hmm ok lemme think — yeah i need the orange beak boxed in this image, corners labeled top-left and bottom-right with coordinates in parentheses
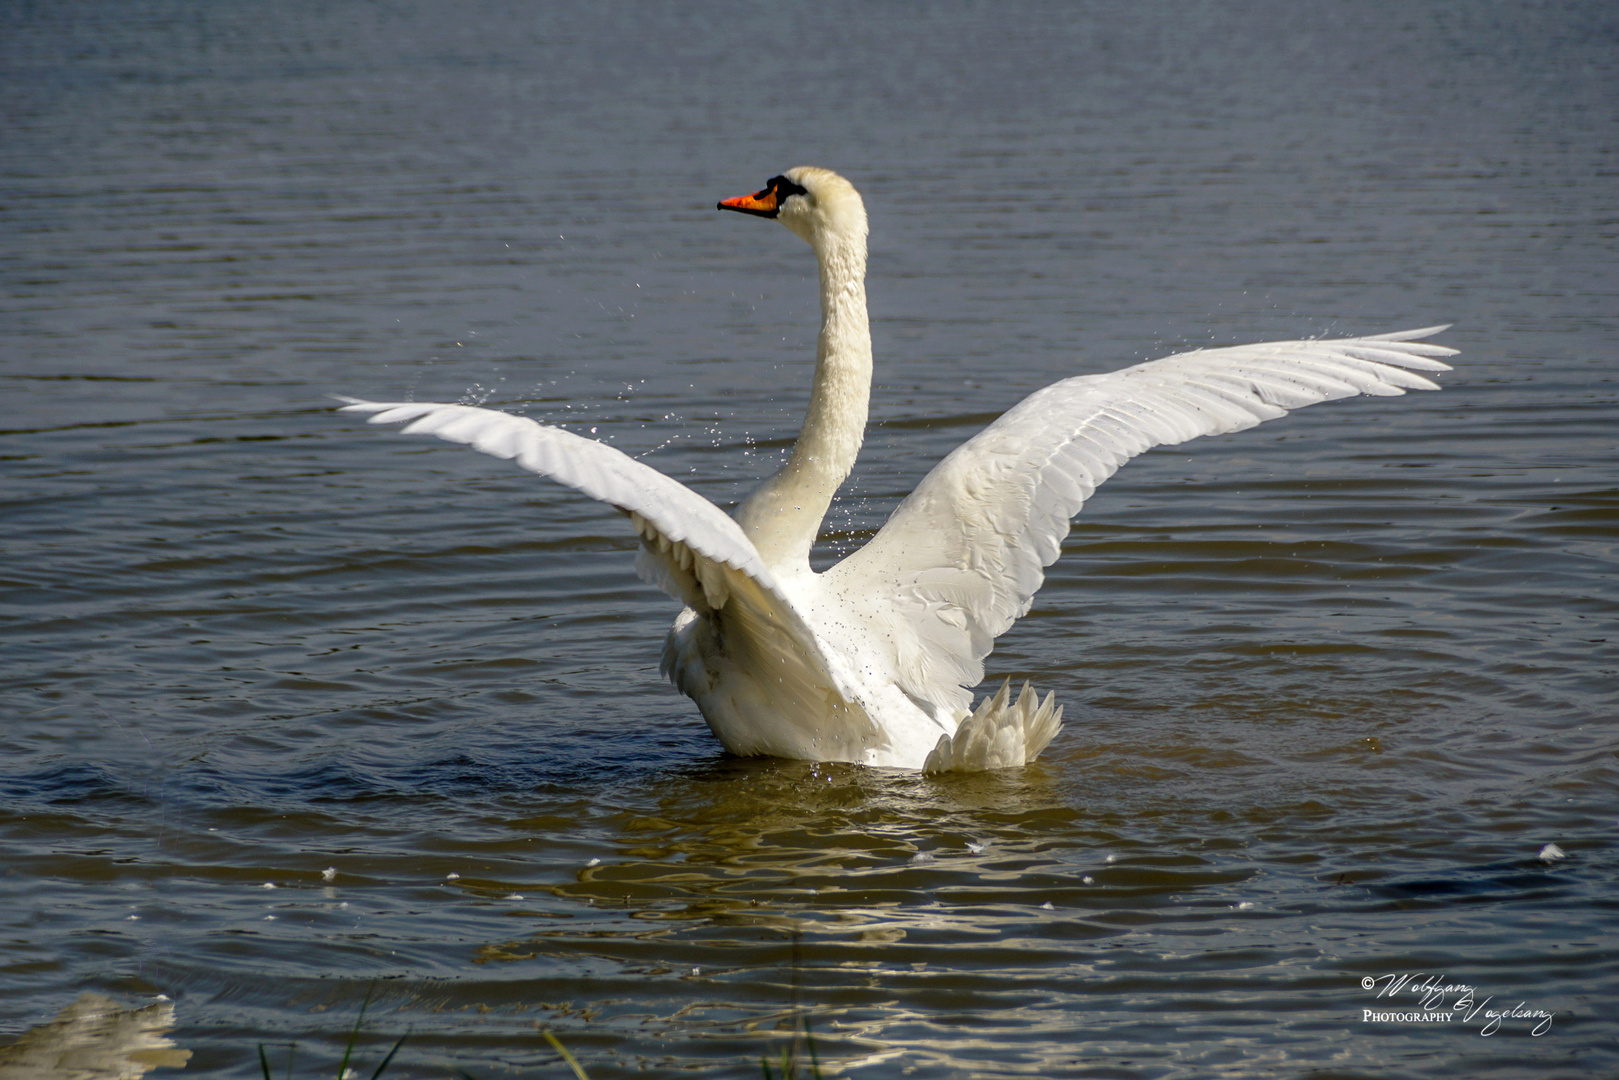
top-left (718, 182), bottom-right (781, 218)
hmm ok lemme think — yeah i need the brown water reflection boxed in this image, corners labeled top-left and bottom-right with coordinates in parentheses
top-left (453, 760), bottom-right (1291, 1073)
top-left (0, 995), bottom-right (189, 1080)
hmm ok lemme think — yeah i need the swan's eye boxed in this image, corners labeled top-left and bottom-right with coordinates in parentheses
top-left (770, 176), bottom-right (809, 204)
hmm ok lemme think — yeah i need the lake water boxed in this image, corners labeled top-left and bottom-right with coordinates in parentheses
top-left (2, 2), bottom-right (1615, 1077)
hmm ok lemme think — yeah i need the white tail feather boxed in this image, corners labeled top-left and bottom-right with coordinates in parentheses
top-left (923, 679), bottom-right (1064, 773)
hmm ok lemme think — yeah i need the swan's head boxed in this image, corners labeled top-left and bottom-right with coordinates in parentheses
top-left (718, 166), bottom-right (867, 249)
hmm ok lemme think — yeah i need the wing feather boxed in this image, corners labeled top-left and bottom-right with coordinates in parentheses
top-left (826, 327), bottom-right (1456, 719)
top-left (337, 399), bottom-right (863, 707)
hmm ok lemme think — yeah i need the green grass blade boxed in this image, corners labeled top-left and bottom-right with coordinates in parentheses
top-left (805, 1019), bottom-right (821, 1079)
top-left (542, 1031), bottom-right (590, 1080)
top-left (257, 1044), bottom-right (272, 1080)
top-left (367, 1030), bottom-right (408, 1079)
top-left (337, 984), bottom-right (376, 1080)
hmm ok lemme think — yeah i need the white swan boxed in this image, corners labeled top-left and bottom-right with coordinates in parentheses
top-left (340, 166), bottom-right (1455, 772)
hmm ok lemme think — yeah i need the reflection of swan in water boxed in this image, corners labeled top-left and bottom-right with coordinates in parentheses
top-left (341, 167), bottom-right (1454, 771)
top-left (0, 993), bottom-right (190, 1079)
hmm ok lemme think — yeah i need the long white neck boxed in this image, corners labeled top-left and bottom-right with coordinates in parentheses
top-left (734, 229), bottom-right (871, 573)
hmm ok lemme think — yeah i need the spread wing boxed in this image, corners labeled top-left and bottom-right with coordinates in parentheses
top-left (337, 399), bottom-right (865, 709)
top-left (824, 327), bottom-right (1457, 719)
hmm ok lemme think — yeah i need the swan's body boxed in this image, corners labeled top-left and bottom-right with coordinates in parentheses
top-left (341, 166), bottom-right (1455, 771)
